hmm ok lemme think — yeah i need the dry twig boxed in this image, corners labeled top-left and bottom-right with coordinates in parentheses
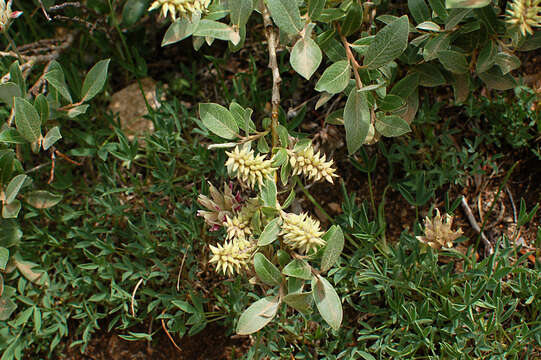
top-left (461, 197), bottom-right (494, 256)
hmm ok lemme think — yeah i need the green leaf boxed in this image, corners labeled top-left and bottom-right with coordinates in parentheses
top-left (0, 82), bottom-right (21, 108)
top-left (0, 293), bottom-right (17, 321)
top-left (162, 17), bottom-right (201, 46)
top-left (282, 259), bottom-right (312, 280)
top-left (290, 37), bottom-right (322, 80)
top-left (14, 257), bottom-right (45, 285)
top-left (5, 174), bottom-right (28, 204)
top-left (478, 67), bottom-right (516, 90)
top-left (422, 33), bottom-right (451, 61)
top-left (438, 50), bottom-right (469, 74)
top-left (193, 19), bottom-right (240, 45)
top-left (341, 2), bottom-right (362, 36)
top-left (363, 15), bottom-right (409, 69)
top-left (81, 59), bottom-right (110, 102)
top-left (283, 292), bottom-right (312, 313)
top-left (229, 102), bottom-right (256, 133)
top-left (416, 63), bottom-right (446, 87)
top-left (315, 60), bottom-right (350, 94)
top-left (122, 0), bottom-right (149, 27)
top-left (391, 73), bottom-right (420, 99)
top-left (445, 0), bottom-right (490, 9)
top-left (271, 148), bottom-right (288, 167)
top-left (258, 217), bottom-right (281, 246)
top-left (44, 68), bottom-right (73, 103)
top-left (494, 52), bottom-right (521, 75)
top-left (229, 0), bottom-right (253, 27)
top-left (0, 247), bottom-right (9, 270)
top-left (476, 40), bottom-right (497, 73)
top-left (42, 126), bottom-right (62, 150)
top-left (312, 275), bottom-right (342, 331)
top-left (0, 129), bottom-right (26, 144)
top-left (0, 220), bottom-right (22, 248)
top-left (2, 200), bottom-right (21, 219)
top-left (10, 61), bottom-right (25, 95)
top-left (416, 21), bottom-right (441, 31)
top-left (321, 226), bottom-right (344, 272)
top-left (451, 73), bottom-right (470, 103)
top-left (199, 103), bottom-right (239, 139)
top-left (375, 114), bottom-right (411, 137)
top-left (377, 94), bottom-right (405, 111)
top-left (408, 0), bottom-right (431, 24)
top-left (444, 8), bottom-right (472, 30)
top-left (34, 94), bottom-right (49, 124)
top-left (254, 253), bottom-right (282, 286)
top-left (266, 0), bottom-right (303, 35)
top-left (261, 178), bottom-right (277, 207)
top-left (14, 98), bottom-right (41, 143)
top-left (344, 89), bottom-right (370, 155)
top-left (67, 104), bottom-right (89, 118)
top-left (236, 296), bottom-right (279, 335)
top-left (25, 190), bottom-right (62, 209)
top-left (308, 0), bottom-right (325, 20)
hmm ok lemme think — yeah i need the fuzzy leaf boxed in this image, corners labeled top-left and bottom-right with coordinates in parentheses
top-left (344, 90), bottom-right (370, 155)
top-left (258, 217), bottom-right (281, 246)
top-left (321, 226), bottom-right (344, 272)
top-left (254, 253), bottom-right (282, 286)
top-left (42, 127), bottom-right (62, 150)
top-left (236, 296), bottom-right (279, 335)
top-left (266, 0), bottom-right (303, 35)
top-left (14, 98), bottom-right (41, 143)
top-left (0, 82), bottom-right (21, 108)
top-left (283, 259), bottom-right (312, 280)
top-left (375, 114), bottom-right (412, 137)
top-left (199, 103), bottom-right (239, 139)
top-left (162, 17), bottom-right (200, 46)
top-left (363, 16), bottom-right (409, 69)
top-left (193, 19), bottom-right (240, 45)
top-left (283, 292), bottom-right (312, 313)
top-left (290, 37), bottom-right (322, 80)
top-left (25, 190), bottom-right (62, 209)
top-left (315, 60), bottom-right (350, 94)
top-left (81, 59), bottom-right (110, 102)
top-left (312, 275), bottom-right (342, 330)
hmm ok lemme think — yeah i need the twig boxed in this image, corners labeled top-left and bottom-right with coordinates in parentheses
top-left (55, 149), bottom-right (82, 166)
top-left (130, 278), bottom-right (144, 316)
top-left (48, 151), bottom-right (56, 184)
top-left (262, 5), bottom-right (281, 148)
top-left (461, 197), bottom-right (494, 256)
top-left (38, 0), bottom-right (52, 21)
top-left (338, 24), bottom-right (363, 90)
top-left (176, 245), bottom-right (191, 291)
top-left (161, 311), bottom-right (182, 352)
top-left (505, 185), bottom-right (517, 223)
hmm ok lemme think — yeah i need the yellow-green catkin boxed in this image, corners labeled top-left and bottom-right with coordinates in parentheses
top-left (148, 0), bottom-right (210, 21)
top-left (506, 0), bottom-right (541, 36)
top-left (208, 241), bottom-right (251, 276)
top-left (289, 145), bottom-right (338, 184)
top-left (280, 212), bottom-right (326, 254)
top-left (225, 145), bottom-right (274, 189)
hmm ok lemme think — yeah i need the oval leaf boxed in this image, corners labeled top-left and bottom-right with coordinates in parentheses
top-left (363, 15), bottom-right (409, 69)
top-left (199, 103), bottom-right (239, 139)
top-left (81, 59), bottom-right (110, 102)
top-left (290, 37), bottom-right (322, 80)
top-left (312, 275), bottom-right (342, 331)
top-left (44, 68), bottom-right (72, 103)
top-left (5, 174), bottom-right (28, 204)
top-left (375, 114), bottom-right (412, 137)
top-left (344, 89), bottom-right (370, 154)
top-left (14, 98), bottom-right (41, 143)
top-left (283, 292), bottom-right (313, 314)
top-left (0, 82), bottom-right (21, 108)
top-left (236, 296), bottom-right (279, 335)
top-left (193, 19), bottom-right (240, 45)
top-left (266, 0), bottom-right (303, 35)
top-left (253, 253), bottom-right (282, 286)
top-left (282, 259), bottom-right (312, 280)
top-left (42, 127), bottom-right (62, 151)
top-left (25, 190), bottom-right (62, 209)
top-left (258, 217), bottom-right (281, 246)
top-left (321, 226), bottom-right (344, 272)
top-left (315, 60), bottom-right (350, 94)
top-left (162, 17), bottom-right (201, 46)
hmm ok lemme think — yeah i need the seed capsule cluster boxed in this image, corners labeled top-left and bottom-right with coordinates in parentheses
top-left (225, 146), bottom-right (275, 189)
top-left (506, 0), bottom-right (541, 36)
top-left (417, 209), bottom-right (463, 250)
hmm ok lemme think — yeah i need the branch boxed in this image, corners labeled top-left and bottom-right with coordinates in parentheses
top-left (262, 6), bottom-right (281, 148)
